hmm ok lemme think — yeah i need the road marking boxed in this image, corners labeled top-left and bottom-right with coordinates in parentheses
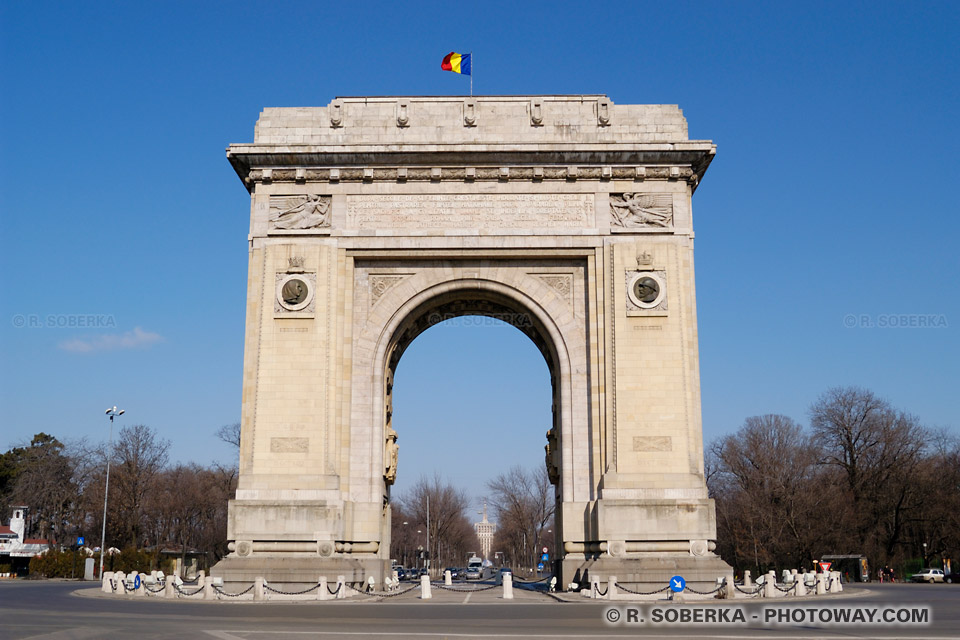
top-left (462, 592), bottom-right (471, 604)
top-left (203, 633), bottom-right (936, 639)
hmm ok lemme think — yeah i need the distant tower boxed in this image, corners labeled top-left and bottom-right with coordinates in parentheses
top-left (473, 501), bottom-right (496, 560)
top-left (10, 506), bottom-right (27, 543)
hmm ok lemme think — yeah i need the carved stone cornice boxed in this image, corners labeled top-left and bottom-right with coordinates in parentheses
top-left (241, 165), bottom-right (700, 189)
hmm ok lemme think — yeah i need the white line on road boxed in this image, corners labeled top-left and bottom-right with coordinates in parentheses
top-left (462, 592), bottom-right (472, 604)
top-left (204, 632), bottom-right (935, 639)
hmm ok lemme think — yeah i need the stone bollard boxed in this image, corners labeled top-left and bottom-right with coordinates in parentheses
top-left (254, 577), bottom-right (265, 601)
top-left (590, 575), bottom-right (600, 598)
top-left (794, 573), bottom-right (806, 597)
top-left (743, 570), bottom-right (752, 587)
top-left (502, 572), bottom-right (513, 600)
top-left (420, 574), bottom-right (432, 599)
top-left (336, 575), bottom-right (346, 599)
top-left (716, 577), bottom-right (729, 599)
top-left (102, 571), bottom-right (114, 594)
top-left (164, 575), bottom-right (175, 599)
top-left (116, 571), bottom-right (128, 595)
top-left (763, 571), bottom-right (777, 598)
top-left (608, 576), bottom-right (618, 600)
top-left (319, 576), bottom-right (328, 600)
top-left (816, 573), bottom-right (827, 595)
top-left (444, 570), bottom-right (452, 586)
top-left (830, 571), bottom-right (842, 593)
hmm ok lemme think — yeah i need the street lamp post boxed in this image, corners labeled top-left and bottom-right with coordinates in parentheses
top-left (99, 406), bottom-right (124, 579)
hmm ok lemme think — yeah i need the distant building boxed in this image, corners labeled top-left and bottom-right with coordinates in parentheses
top-left (474, 502), bottom-right (496, 560)
top-left (0, 507), bottom-right (50, 575)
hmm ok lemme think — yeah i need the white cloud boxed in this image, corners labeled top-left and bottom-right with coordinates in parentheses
top-left (59, 327), bottom-right (163, 353)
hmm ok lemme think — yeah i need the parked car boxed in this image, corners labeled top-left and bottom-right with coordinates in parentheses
top-left (910, 568), bottom-right (945, 583)
top-left (494, 567), bottom-right (513, 585)
top-left (465, 566), bottom-right (483, 580)
top-left (443, 567), bottom-right (460, 579)
top-left (395, 567), bottom-right (408, 581)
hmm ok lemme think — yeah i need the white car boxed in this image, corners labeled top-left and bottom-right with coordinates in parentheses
top-left (910, 568), bottom-right (945, 583)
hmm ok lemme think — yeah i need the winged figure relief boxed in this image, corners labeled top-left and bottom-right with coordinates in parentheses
top-left (610, 193), bottom-right (673, 228)
top-left (270, 195), bottom-right (331, 230)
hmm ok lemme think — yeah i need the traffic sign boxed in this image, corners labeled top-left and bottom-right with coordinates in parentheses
top-left (537, 563), bottom-right (545, 571)
top-left (669, 575), bottom-right (685, 592)
top-left (542, 546), bottom-right (548, 554)
top-left (820, 561), bottom-right (832, 572)
top-left (77, 537), bottom-right (84, 545)
top-left (541, 553), bottom-right (549, 562)
top-left (133, 574), bottom-right (141, 589)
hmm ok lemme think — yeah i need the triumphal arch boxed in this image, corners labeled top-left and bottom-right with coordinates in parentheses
top-left (213, 95), bottom-right (731, 589)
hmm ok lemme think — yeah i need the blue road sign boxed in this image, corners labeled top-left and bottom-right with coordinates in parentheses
top-left (537, 563), bottom-right (545, 571)
top-left (541, 553), bottom-right (549, 562)
top-left (133, 574), bottom-right (141, 589)
top-left (669, 575), bottom-right (685, 592)
top-left (77, 537), bottom-right (84, 545)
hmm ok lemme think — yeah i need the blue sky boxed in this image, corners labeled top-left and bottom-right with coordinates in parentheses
top-left (1, 1), bottom-right (956, 504)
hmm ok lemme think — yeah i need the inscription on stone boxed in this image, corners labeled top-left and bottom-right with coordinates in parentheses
top-left (633, 436), bottom-right (672, 452)
top-left (271, 437), bottom-right (309, 453)
top-left (346, 194), bottom-right (593, 229)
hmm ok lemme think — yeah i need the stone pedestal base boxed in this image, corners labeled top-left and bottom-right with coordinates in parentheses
top-left (561, 554), bottom-right (732, 593)
top-left (211, 555), bottom-right (389, 591)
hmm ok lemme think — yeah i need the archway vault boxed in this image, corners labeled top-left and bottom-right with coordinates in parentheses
top-left (350, 263), bottom-right (593, 511)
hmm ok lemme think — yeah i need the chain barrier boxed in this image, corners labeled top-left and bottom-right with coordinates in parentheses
top-left (263, 582), bottom-right (324, 596)
top-left (174, 583), bottom-right (204, 597)
top-left (360, 582), bottom-right (422, 598)
top-left (433, 582), bottom-right (500, 593)
top-left (214, 584), bottom-right (255, 598)
top-left (685, 582), bottom-right (726, 596)
top-left (615, 582), bottom-right (671, 596)
top-left (732, 582), bottom-right (763, 595)
top-left (144, 583), bottom-right (165, 594)
top-left (326, 582), bottom-right (343, 596)
top-left (109, 579), bottom-right (117, 592)
top-left (773, 580), bottom-right (799, 594)
top-left (594, 583), bottom-right (609, 597)
top-left (513, 576), bottom-right (551, 584)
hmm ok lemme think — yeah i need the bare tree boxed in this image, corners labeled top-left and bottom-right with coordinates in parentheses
top-left (487, 465), bottom-right (555, 575)
top-left (709, 415), bottom-right (830, 573)
top-left (215, 423), bottom-right (241, 449)
top-left (396, 475), bottom-right (478, 573)
top-left (810, 386), bottom-right (928, 560)
top-left (111, 424), bottom-right (170, 548)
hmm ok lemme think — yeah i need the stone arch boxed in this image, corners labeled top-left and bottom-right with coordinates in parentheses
top-left (348, 271), bottom-right (591, 512)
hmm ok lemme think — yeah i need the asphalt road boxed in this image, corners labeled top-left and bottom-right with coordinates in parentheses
top-left (0, 580), bottom-right (957, 639)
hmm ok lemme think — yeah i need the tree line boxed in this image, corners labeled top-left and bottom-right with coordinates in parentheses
top-left (0, 425), bottom-right (237, 575)
top-left (389, 467), bottom-right (556, 576)
top-left (9, 386), bottom-right (948, 582)
top-left (708, 386), bottom-right (959, 579)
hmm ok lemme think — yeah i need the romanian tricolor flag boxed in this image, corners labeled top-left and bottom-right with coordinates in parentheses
top-left (441, 52), bottom-right (471, 75)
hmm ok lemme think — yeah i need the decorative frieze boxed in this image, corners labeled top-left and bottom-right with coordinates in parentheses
top-left (346, 193), bottom-right (594, 230)
top-left (244, 166), bottom-right (695, 186)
